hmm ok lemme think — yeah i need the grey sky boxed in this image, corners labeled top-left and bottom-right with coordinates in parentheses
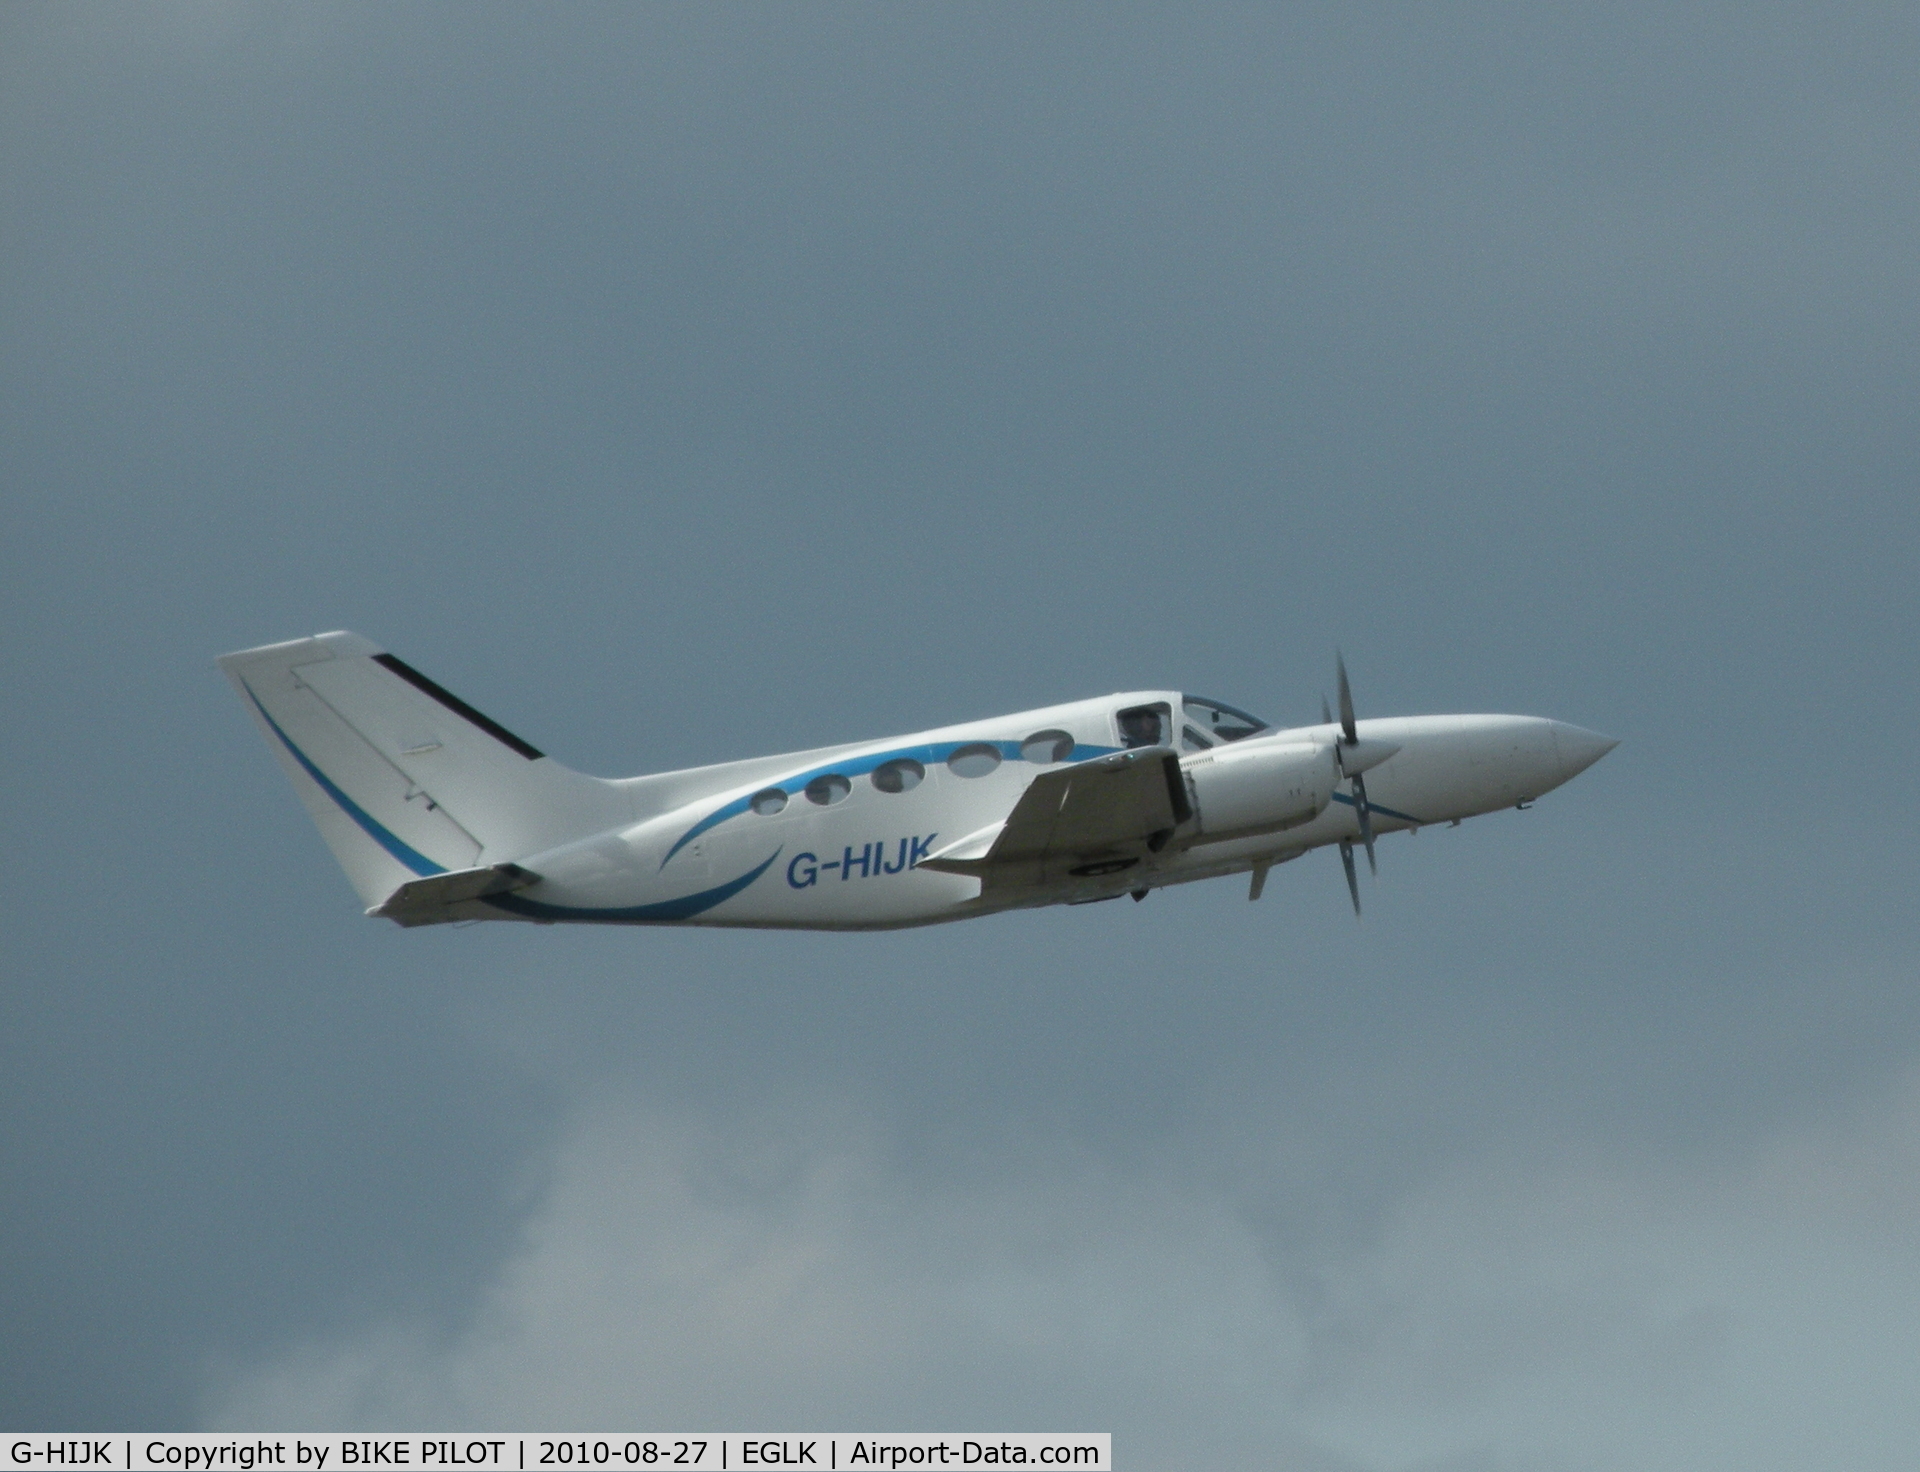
top-left (4, 5), bottom-right (1918, 1466)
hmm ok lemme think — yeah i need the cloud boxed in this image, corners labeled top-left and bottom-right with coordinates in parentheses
top-left (208, 1063), bottom-right (1920, 1471)
top-left (206, 1089), bottom-right (1292, 1444)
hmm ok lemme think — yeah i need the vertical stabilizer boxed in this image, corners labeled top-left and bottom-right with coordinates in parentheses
top-left (219, 633), bottom-right (631, 910)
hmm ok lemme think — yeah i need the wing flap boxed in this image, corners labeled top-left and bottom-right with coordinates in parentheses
top-left (918, 748), bottom-right (1188, 888)
top-left (913, 821), bottom-right (1005, 876)
top-left (999, 747), bottom-right (1187, 860)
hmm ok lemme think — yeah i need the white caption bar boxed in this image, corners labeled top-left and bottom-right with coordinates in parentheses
top-left (5, 1439), bottom-right (1109, 1472)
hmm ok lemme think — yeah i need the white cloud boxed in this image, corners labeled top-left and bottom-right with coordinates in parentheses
top-left (209, 1068), bottom-right (1920, 1472)
top-left (207, 1092), bottom-right (1308, 1464)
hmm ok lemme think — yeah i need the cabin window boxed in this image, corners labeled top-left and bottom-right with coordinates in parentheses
top-left (1182, 696), bottom-right (1268, 743)
top-left (805, 773), bottom-right (852, 805)
top-left (871, 757), bottom-right (925, 794)
top-left (1020, 729), bottom-right (1075, 764)
top-left (1181, 725), bottom-right (1214, 751)
top-left (1115, 703), bottom-right (1170, 749)
top-left (947, 743), bottom-right (1002, 778)
top-left (750, 787), bottom-right (788, 816)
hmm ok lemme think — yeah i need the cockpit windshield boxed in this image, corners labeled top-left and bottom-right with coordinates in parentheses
top-left (1181, 696), bottom-right (1269, 749)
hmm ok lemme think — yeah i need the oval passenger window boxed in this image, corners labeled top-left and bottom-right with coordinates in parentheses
top-left (871, 758), bottom-right (926, 794)
top-left (750, 788), bottom-right (788, 816)
top-left (1020, 729), bottom-right (1075, 764)
top-left (947, 743), bottom-right (1003, 778)
top-left (805, 774), bottom-right (852, 806)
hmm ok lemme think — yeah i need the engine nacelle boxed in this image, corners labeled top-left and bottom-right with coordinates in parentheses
top-left (1185, 739), bottom-right (1337, 842)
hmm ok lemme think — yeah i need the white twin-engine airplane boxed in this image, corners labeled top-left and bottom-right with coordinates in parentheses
top-left (220, 632), bottom-right (1617, 931)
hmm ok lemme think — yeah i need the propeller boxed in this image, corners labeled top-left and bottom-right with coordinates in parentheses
top-left (1323, 653), bottom-right (1401, 916)
top-left (1337, 652), bottom-right (1378, 879)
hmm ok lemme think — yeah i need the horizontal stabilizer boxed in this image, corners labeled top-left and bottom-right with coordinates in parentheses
top-left (370, 863), bottom-right (541, 926)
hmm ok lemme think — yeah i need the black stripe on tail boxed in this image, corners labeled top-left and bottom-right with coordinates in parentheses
top-left (372, 653), bottom-right (545, 760)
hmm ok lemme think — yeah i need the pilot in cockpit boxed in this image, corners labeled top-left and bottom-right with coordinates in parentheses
top-left (1117, 704), bottom-right (1167, 748)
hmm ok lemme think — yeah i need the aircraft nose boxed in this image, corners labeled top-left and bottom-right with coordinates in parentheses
top-left (1548, 721), bottom-right (1620, 779)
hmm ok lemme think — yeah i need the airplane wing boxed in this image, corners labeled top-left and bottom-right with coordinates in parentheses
top-left (918, 747), bottom-right (1191, 887)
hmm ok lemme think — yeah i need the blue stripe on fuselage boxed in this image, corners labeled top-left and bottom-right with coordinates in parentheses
top-left (661, 740), bottom-right (1118, 869)
top-left (486, 849), bottom-right (782, 923)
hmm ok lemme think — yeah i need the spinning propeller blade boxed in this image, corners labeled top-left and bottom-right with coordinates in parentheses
top-left (1336, 652), bottom-right (1377, 871)
top-left (1354, 773), bottom-right (1377, 874)
top-left (1337, 653), bottom-right (1358, 743)
top-left (1334, 653), bottom-right (1378, 896)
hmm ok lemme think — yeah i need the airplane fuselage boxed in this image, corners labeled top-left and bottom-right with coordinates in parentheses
top-left (489, 698), bottom-right (1612, 929)
top-left (218, 634), bottom-right (1616, 932)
